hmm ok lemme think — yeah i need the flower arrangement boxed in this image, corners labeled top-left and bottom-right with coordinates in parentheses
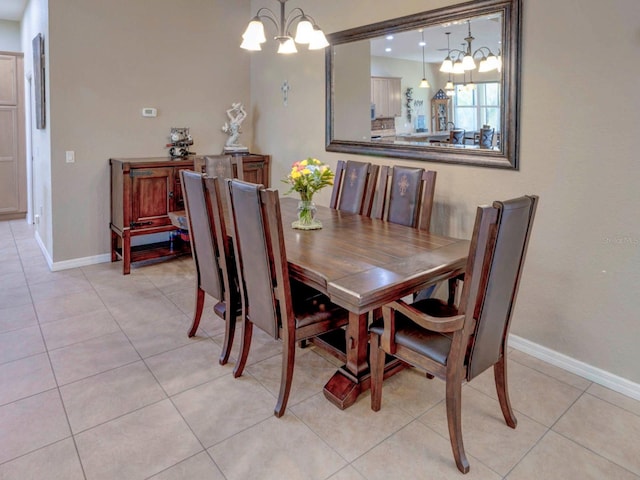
top-left (282, 158), bottom-right (334, 202)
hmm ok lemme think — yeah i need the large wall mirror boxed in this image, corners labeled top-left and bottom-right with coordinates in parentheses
top-left (326, 0), bottom-right (521, 169)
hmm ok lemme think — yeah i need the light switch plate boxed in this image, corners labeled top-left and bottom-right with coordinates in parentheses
top-left (65, 151), bottom-right (75, 163)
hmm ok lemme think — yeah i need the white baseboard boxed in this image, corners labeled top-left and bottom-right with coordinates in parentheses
top-left (34, 230), bottom-right (53, 270)
top-left (51, 253), bottom-right (111, 271)
top-left (509, 334), bottom-right (640, 402)
top-left (34, 232), bottom-right (111, 271)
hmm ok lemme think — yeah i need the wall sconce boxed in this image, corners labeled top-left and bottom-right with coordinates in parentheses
top-left (240, 0), bottom-right (329, 54)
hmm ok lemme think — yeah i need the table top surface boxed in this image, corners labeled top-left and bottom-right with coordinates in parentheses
top-left (278, 197), bottom-right (469, 313)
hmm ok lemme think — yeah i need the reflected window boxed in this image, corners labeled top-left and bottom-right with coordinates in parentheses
top-left (453, 82), bottom-right (501, 133)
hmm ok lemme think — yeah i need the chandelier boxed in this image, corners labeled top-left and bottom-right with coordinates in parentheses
top-left (240, 0), bottom-right (329, 54)
top-left (440, 20), bottom-right (501, 74)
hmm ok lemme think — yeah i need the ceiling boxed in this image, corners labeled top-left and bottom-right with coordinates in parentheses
top-left (0, 0), bottom-right (27, 21)
top-left (370, 14), bottom-right (502, 64)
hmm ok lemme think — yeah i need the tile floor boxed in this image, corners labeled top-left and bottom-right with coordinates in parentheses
top-left (1, 219), bottom-right (639, 480)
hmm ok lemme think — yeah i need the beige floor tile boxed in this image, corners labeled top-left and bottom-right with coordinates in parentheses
top-left (60, 361), bottom-right (167, 433)
top-left (468, 359), bottom-right (584, 426)
top-left (41, 309), bottom-right (121, 350)
top-left (553, 393), bottom-right (640, 475)
top-left (221, 323), bottom-right (283, 367)
top-left (0, 270), bottom-right (26, 289)
top-left (209, 414), bottom-right (347, 480)
top-left (327, 465), bottom-right (368, 480)
top-left (419, 386), bottom-right (548, 476)
top-left (0, 257), bottom-right (23, 274)
top-left (104, 288), bottom-right (184, 323)
top-left (48, 331), bottom-right (140, 385)
top-left (0, 284), bottom-right (32, 309)
top-left (28, 275), bottom-right (94, 303)
top-left (0, 390), bottom-right (71, 464)
top-left (0, 325), bottom-right (45, 364)
top-left (172, 373), bottom-right (274, 447)
top-left (509, 349), bottom-right (593, 390)
top-left (93, 280), bottom-right (162, 308)
top-left (506, 430), bottom-right (638, 480)
top-left (586, 383), bottom-right (640, 416)
top-left (148, 452), bottom-right (225, 480)
top-left (23, 263), bottom-right (86, 286)
top-left (75, 399), bottom-right (202, 480)
top-left (352, 421), bottom-right (501, 479)
top-left (145, 340), bottom-right (228, 396)
top-left (0, 437), bottom-right (84, 480)
top-left (0, 303), bottom-right (37, 334)
top-left (247, 346), bottom-right (339, 409)
top-left (118, 311), bottom-right (196, 358)
top-left (0, 353), bottom-right (56, 405)
top-left (371, 367), bottom-right (446, 418)
top-left (291, 391), bottom-right (413, 462)
top-left (34, 290), bottom-right (107, 324)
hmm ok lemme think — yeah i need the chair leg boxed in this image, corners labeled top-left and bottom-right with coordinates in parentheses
top-left (494, 356), bottom-right (517, 428)
top-left (370, 333), bottom-right (385, 412)
top-left (233, 318), bottom-right (253, 378)
top-left (188, 288), bottom-right (205, 337)
top-left (218, 307), bottom-right (236, 366)
top-left (445, 372), bottom-right (469, 474)
top-left (274, 332), bottom-right (297, 418)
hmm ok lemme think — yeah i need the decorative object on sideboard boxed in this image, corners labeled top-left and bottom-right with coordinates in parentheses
top-left (240, 0), bottom-right (329, 54)
top-left (166, 128), bottom-right (195, 158)
top-left (222, 102), bottom-right (249, 153)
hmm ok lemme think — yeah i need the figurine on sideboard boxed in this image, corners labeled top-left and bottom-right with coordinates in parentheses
top-left (166, 127), bottom-right (195, 158)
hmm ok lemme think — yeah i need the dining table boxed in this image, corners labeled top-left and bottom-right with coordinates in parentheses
top-left (277, 197), bottom-right (469, 409)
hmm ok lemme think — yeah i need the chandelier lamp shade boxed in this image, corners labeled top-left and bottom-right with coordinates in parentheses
top-left (440, 20), bottom-right (501, 74)
top-left (418, 30), bottom-right (430, 88)
top-left (240, 0), bottom-right (329, 54)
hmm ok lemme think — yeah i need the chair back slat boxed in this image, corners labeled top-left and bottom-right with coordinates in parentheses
top-left (371, 166), bottom-right (437, 231)
top-left (479, 128), bottom-right (495, 148)
top-left (181, 170), bottom-right (223, 300)
top-left (227, 180), bottom-right (279, 338)
top-left (450, 129), bottom-right (465, 145)
top-left (204, 155), bottom-right (243, 180)
top-left (464, 195), bottom-right (538, 380)
top-left (330, 160), bottom-right (378, 215)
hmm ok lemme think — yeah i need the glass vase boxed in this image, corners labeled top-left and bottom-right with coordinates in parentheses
top-left (292, 199), bottom-right (322, 230)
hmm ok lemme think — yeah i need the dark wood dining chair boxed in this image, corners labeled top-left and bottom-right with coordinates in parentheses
top-left (370, 165), bottom-right (437, 232)
top-left (369, 195), bottom-right (538, 473)
top-left (226, 179), bottom-right (349, 417)
top-left (479, 128), bottom-right (495, 148)
top-left (203, 154), bottom-right (243, 180)
top-left (180, 170), bottom-right (240, 365)
top-left (329, 160), bottom-right (378, 215)
top-left (449, 129), bottom-right (466, 145)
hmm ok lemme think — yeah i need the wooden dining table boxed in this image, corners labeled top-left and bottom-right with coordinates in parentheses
top-left (277, 197), bottom-right (469, 409)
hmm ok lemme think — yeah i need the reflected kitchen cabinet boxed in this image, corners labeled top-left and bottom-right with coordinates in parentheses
top-left (371, 76), bottom-right (401, 118)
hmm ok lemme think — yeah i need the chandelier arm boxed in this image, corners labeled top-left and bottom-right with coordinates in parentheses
top-left (255, 8), bottom-right (281, 36)
top-left (473, 46), bottom-right (494, 58)
top-left (283, 7), bottom-right (305, 34)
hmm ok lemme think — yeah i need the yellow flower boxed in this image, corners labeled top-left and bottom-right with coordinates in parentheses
top-left (300, 159), bottom-right (308, 166)
top-left (291, 170), bottom-right (301, 179)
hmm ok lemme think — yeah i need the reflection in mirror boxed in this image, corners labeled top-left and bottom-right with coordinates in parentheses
top-left (326, 0), bottom-right (521, 169)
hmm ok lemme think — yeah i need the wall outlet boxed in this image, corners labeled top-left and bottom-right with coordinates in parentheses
top-left (65, 151), bottom-right (75, 163)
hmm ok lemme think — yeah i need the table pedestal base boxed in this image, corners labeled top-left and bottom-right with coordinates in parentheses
top-left (323, 357), bottom-right (407, 409)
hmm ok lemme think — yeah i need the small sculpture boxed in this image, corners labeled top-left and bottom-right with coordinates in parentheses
top-left (166, 127), bottom-right (195, 158)
top-left (222, 102), bottom-right (249, 152)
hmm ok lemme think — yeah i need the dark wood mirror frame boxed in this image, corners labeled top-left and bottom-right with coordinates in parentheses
top-left (325, 0), bottom-right (521, 169)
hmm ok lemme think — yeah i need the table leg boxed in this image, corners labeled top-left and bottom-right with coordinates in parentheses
top-left (323, 311), bottom-right (406, 409)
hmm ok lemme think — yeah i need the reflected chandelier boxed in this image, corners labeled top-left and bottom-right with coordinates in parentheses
top-left (440, 20), bottom-right (501, 74)
top-left (240, 0), bottom-right (329, 54)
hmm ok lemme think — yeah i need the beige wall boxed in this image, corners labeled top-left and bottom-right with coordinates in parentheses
top-left (0, 20), bottom-right (21, 51)
top-left (45, 0), bottom-right (251, 262)
top-left (250, 0), bottom-right (640, 384)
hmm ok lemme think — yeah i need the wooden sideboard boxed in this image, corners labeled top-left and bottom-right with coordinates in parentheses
top-left (110, 153), bottom-right (270, 274)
